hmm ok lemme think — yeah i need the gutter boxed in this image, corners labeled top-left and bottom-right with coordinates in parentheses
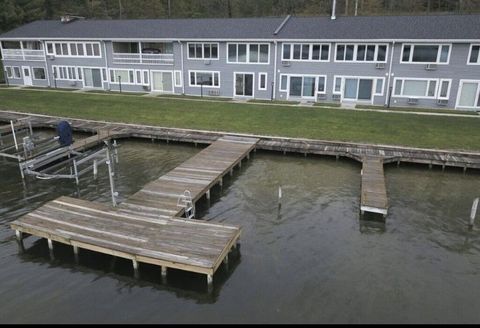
top-left (385, 41), bottom-right (395, 107)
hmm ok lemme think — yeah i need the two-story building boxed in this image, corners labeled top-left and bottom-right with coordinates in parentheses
top-left (1, 14), bottom-right (479, 111)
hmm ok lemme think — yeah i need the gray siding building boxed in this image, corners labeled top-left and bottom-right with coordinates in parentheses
top-left (1, 14), bottom-right (479, 111)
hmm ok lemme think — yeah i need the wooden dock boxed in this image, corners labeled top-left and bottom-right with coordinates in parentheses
top-left (11, 197), bottom-right (241, 281)
top-left (360, 157), bottom-right (388, 217)
top-left (10, 135), bottom-right (259, 286)
top-left (119, 135), bottom-right (258, 219)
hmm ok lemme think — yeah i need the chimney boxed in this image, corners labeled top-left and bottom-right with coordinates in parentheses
top-left (61, 14), bottom-right (84, 24)
top-left (331, 0), bottom-right (337, 20)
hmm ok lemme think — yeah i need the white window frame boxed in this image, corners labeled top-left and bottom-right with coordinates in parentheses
top-left (334, 43), bottom-right (388, 63)
top-left (32, 67), bottom-right (46, 80)
top-left (187, 42), bottom-right (219, 60)
top-left (332, 75), bottom-right (386, 103)
top-left (48, 42), bottom-right (101, 58)
top-left (109, 69), bottom-right (136, 84)
top-left (46, 42), bottom-right (55, 55)
top-left (438, 79), bottom-right (452, 100)
top-left (279, 74), bottom-right (288, 92)
top-left (467, 44), bottom-right (480, 65)
top-left (142, 70), bottom-right (149, 86)
top-left (4, 66), bottom-right (13, 79)
top-left (135, 69), bottom-right (142, 85)
top-left (279, 74), bottom-right (328, 100)
top-left (52, 65), bottom-right (82, 81)
top-left (174, 70), bottom-right (182, 88)
top-left (282, 43), bottom-right (330, 62)
top-left (455, 79), bottom-right (480, 110)
top-left (400, 43), bottom-right (451, 65)
top-left (227, 43), bottom-right (270, 65)
top-left (188, 70), bottom-right (220, 88)
top-left (258, 73), bottom-right (267, 90)
top-left (233, 72), bottom-right (255, 98)
top-left (13, 67), bottom-right (22, 79)
top-left (392, 77), bottom-right (440, 99)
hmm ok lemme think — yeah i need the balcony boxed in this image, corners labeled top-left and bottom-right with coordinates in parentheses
top-left (112, 53), bottom-right (174, 65)
top-left (2, 49), bottom-right (45, 61)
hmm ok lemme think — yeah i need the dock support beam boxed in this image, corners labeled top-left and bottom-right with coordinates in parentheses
top-left (73, 245), bottom-right (79, 263)
top-left (47, 239), bottom-right (53, 251)
top-left (207, 274), bottom-right (213, 286)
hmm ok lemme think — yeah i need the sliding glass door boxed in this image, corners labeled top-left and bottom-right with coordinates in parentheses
top-left (235, 73), bottom-right (254, 97)
top-left (457, 81), bottom-right (480, 109)
top-left (288, 75), bottom-right (319, 99)
top-left (343, 78), bottom-right (373, 101)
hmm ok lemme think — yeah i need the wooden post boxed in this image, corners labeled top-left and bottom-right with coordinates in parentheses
top-left (207, 274), bottom-right (213, 286)
top-left (442, 164), bottom-right (445, 172)
top-left (73, 245), bottom-right (79, 263)
top-left (238, 160), bottom-right (242, 169)
top-left (161, 266), bottom-right (167, 278)
top-left (15, 230), bottom-right (22, 241)
top-left (470, 197), bottom-right (479, 229)
top-left (47, 239), bottom-right (53, 251)
top-left (132, 259), bottom-right (139, 271)
top-left (219, 177), bottom-right (223, 188)
top-left (206, 189), bottom-right (210, 200)
top-left (247, 152), bottom-right (250, 160)
top-left (230, 169), bottom-right (233, 177)
top-left (397, 160), bottom-right (400, 168)
top-left (464, 166), bottom-right (467, 174)
top-left (93, 159), bottom-right (98, 179)
top-left (223, 254), bottom-right (229, 264)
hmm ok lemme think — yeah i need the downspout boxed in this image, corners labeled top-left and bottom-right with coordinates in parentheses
top-left (273, 40), bottom-right (278, 100)
top-left (42, 40), bottom-right (51, 87)
top-left (103, 41), bottom-right (109, 90)
top-left (179, 40), bottom-right (185, 95)
top-left (385, 41), bottom-right (395, 107)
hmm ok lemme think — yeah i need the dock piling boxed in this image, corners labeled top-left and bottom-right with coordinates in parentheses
top-left (470, 197), bottom-right (479, 229)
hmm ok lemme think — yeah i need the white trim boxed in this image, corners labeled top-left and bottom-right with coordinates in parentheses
top-left (279, 74), bottom-right (288, 92)
top-left (438, 79), bottom-right (452, 100)
top-left (258, 72), bottom-right (267, 90)
top-left (467, 44), bottom-right (480, 65)
top-left (103, 41), bottom-right (110, 90)
top-left (279, 73), bottom-right (327, 100)
top-left (135, 69), bottom-right (142, 85)
top-left (273, 41), bottom-right (277, 99)
top-left (150, 70), bottom-right (175, 93)
top-left (392, 77), bottom-right (440, 99)
top-left (42, 41), bottom-right (51, 87)
top-left (174, 70), bottom-right (182, 88)
top-left (455, 79), bottom-right (480, 110)
top-left (334, 43), bottom-right (388, 63)
top-left (332, 75), bottom-right (386, 104)
top-left (281, 43), bottom-right (330, 62)
top-left (186, 42), bottom-right (219, 60)
top-left (12, 66), bottom-right (22, 79)
top-left (108, 68), bottom-right (136, 85)
top-left (227, 43), bottom-right (270, 65)
top-left (4, 66), bottom-right (13, 79)
top-left (46, 41), bottom-right (102, 58)
top-left (81, 67), bottom-right (105, 89)
top-left (233, 72), bottom-right (255, 98)
top-left (385, 41), bottom-right (395, 106)
top-left (188, 70), bottom-right (221, 88)
top-left (31, 67), bottom-right (47, 80)
top-left (21, 66), bottom-right (32, 85)
top-left (179, 41), bottom-right (185, 94)
top-left (142, 70), bottom-right (149, 86)
top-left (400, 43), bottom-right (451, 65)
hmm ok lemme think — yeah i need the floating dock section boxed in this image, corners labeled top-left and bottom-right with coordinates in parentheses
top-left (11, 135), bottom-right (259, 286)
top-left (360, 157), bottom-right (388, 217)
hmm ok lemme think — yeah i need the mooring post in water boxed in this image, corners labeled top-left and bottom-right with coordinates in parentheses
top-left (106, 145), bottom-right (117, 207)
top-left (93, 159), bottom-right (98, 179)
top-left (10, 121), bottom-right (18, 151)
top-left (113, 140), bottom-right (119, 164)
top-left (73, 159), bottom-right (79, 185)
top-left (278, 186), bottom-right (282, 208)
top-left (469, 197), bottom-right (479, 229)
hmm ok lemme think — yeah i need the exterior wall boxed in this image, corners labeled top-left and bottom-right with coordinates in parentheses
top-left (1, 38), bottom-right (479, 111)
top-left (182, 42), bottom-right (275, 99)
top-left (275, 42), bottom-right (388, 105)
top-left (389, 42), bottom-right (479, 110)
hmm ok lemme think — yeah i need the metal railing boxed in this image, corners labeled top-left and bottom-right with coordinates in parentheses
top-left (2, 49), bottom-right (45, 61)
top-left (112, 52), bottom-right (174, 65)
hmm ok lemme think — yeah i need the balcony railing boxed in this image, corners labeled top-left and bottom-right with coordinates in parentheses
top-left (112, 53), bottom-right (174, 65)
top-left (2, 49), bottom-right (45, 61)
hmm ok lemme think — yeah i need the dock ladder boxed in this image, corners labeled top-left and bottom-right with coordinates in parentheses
top-left (177, 190), bottom-right (195, 219)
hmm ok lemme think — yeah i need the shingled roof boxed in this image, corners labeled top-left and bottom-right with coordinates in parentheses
top-left (1, 14), bottom-right (479, 41)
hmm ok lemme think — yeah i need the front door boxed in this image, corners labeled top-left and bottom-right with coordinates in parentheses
top-left (22, 66), bottom-right (32, 86)
top-left (235, 73), bottom-right (254, 97)
top-left (152, 71), bottom-right (173, 92)
top-left (83, 68), bottom-right (102, 88)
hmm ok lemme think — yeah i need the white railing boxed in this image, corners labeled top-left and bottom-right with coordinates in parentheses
top-left (2, 49), bottom-right (44, 61)
top-left (112, 53), bottom-right (174, 65)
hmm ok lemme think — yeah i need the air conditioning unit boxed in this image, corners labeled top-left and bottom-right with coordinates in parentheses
top-left (142, 85), bottom-right (150, 91)
top-left (425, 64), bottom-right (437, 70)
top-left (436, 99), bottom-right (448, 106)
top-left (47, 55), bottom-right (55, 60)
top-left (375, 63), bottom-right (385, 69)
top-left (332, 94), bottom-right (341, 101)
top-left (317, 93), bottom-right (327, 101)
top-left (204, 60), bottom-right (211, 65)
top-left (407, 97), bottom-right (419, 105)
top-left (208, 89), bottom-right (220, 96)
top-left (281, 61), bottom-right (291, 67)
top-left (69, 81), bottom-right (77, 86)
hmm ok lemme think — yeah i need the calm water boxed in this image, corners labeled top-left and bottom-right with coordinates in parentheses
top-left (0, 134), bottom-right (479, 323)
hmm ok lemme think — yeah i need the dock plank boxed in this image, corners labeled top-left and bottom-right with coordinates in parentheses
top-left (361, 157), bottom-right (388, 216)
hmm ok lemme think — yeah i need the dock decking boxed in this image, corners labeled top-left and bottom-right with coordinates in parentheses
top-left (361, 157), bottom-right (388, 217)
top-left (119, 135), bottom-right (258, 219)
top-left (11, 135), bottom-right (259, 285)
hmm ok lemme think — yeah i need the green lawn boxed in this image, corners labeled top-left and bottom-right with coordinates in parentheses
top-left (0, 88), bottom-right (479, 151)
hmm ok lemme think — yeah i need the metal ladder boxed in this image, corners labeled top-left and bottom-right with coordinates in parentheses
top-left (177, 190), bottom-right (195, 219)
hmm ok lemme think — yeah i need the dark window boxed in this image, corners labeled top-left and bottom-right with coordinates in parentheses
top-left (345, 45), bottom-right (354, 60)
top-left (356, 45), bottom-right (366, 61)
top-left (312, 45), bottom-right (320, 60)
top-left (283, 44), bottom-right (291, 60)
top-left (336, 45), bottom-right (345, 60)
top-left (412, 45), bottom-right (438, 62)
top-left (470, 45), bottom-right (480, 63)
top-left (366, 45), bottom-right (375, 61)
top-left (293, 44), bottom-right (301, 60)
top-left (301, 44), bottom-right (309, 60)
top-left (402, 45), bottom-right (411, 62)
top-left (321, 45), bottom-right (329, 60)
top-left (377, 45), bottom-right (387, 61)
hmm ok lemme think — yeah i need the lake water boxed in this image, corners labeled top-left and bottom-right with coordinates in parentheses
top-left (1, 134), bottom-right (479, 323)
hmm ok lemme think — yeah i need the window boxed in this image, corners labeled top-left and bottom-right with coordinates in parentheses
top-left (52, 66), bottom-right (81, 81)
top-left (188, 43), bottom-right (219, 60)
top-left (13, 67), bottom-right (21, 79)
top-left (468, 45), bottom-right (480, 64)
top-left (375, 79), bottom-right (384, 95)
top-left (438, 79), bottom-right (451, 99)
top-left (393, 78), bottom-right (441, 98)
top-left (457, 80), bottom-right (480, 109)
top-left (335, 44), bottom-right (388, 62)
top-left (259, 73), bottom-right (267, 90)
top-left (102, 68), bottom-right (107, 82)
top-left (334, 77), bottom-right (342, 93)
top-left (283, 43), bottom-right (330, 61)
top-left (281, 75), bottom-right (326, 98)
top-left (280, 75), bottom-right (288, 91)
top-left (109, 69), bottom-right (135, 84)
top-left (227, 43), bottom-right (269, 64)
top-left (93, 44), bottom-right (100, 56)
top-left (48, 42), bottom-right (100, 57)
top-left (46, 43), bottom-right (54, 55)
top-left (174, 70), bottom-right (182, 87)
top-left (143, 70), bottom-right (149, 86)
top-left (189, 71), bottom-right (220, 87)
top-left (5, 67), bottom-right (13, 78)
top-left (136, 70), bottom-right (142, 84)
top-left (317, 76), bottom-right (326, 93)
top-left (401, 44), bottom-right (450, 64)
